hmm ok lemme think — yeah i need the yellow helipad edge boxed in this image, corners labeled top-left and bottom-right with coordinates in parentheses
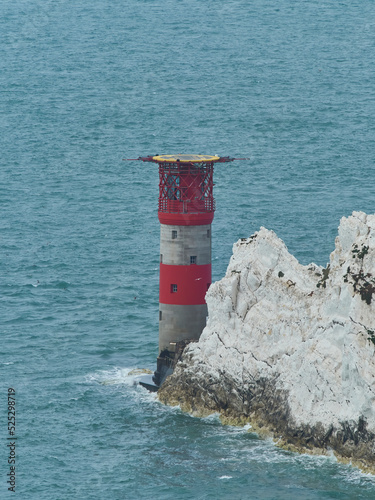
top-left (152, 154), bottom-right (220, 163)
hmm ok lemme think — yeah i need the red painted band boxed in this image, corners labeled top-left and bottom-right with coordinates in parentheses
top-left (158, 212), bottom-right (214, 226)
top-left (159, 263), bottom-right (211, 305)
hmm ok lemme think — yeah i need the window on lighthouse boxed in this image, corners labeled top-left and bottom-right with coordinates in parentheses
top-left (190, 256), bottom-right (197, 264)
top-left (171, 284), bottom-right (178, 293)
top-left (172, 230), bottom-right (177, 239)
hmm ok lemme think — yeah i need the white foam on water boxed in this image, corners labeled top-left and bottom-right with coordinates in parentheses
top-left (333, 463), bottom-right (375, 485)
top-left (200, 412), bottom-right (221, 423)
top-left (86, 367), bottom-right (152, 387)
top-left (85, 366), bottom-right (162, 407)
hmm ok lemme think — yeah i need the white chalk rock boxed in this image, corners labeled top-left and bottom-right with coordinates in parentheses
top-left (159, 212), bottom-right (375, 471)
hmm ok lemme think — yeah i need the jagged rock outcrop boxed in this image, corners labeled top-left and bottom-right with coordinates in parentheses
top-left (158, 212), bottom-right (375, 471)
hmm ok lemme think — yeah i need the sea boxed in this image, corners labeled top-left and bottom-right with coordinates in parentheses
top-left (1, 0), bottom-right (375, 498)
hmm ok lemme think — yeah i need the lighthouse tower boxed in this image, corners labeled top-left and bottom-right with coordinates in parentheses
top-left (133, 154), bottom-right (238, 389)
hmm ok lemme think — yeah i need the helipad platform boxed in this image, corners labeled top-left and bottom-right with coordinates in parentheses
top-left (152, 154), bottom-right (220, 163)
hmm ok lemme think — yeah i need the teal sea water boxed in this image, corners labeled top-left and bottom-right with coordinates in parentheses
top-left (2, 0), bottom-right (375, 498)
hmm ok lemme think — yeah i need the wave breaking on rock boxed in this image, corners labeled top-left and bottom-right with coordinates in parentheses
top-left (158, 211), bottom-right (375, 472)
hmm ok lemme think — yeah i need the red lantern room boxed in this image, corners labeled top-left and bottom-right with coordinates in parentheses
top-left (155, 154), bottom-right (216, 226)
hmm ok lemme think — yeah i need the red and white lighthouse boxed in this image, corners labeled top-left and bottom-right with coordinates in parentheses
top-left (128, 154), bottom-right (242, 390)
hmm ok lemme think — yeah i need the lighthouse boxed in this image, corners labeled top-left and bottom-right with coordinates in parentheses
top-left (126, 154), bottom-right (243, 390)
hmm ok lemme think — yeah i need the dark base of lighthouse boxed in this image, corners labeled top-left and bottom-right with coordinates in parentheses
top-left (138, 355), bottom-right (173, 392)
top-left (138, 340), bottom-right (196, 392)
top-left (137, 375), bottom-right (159, 392)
